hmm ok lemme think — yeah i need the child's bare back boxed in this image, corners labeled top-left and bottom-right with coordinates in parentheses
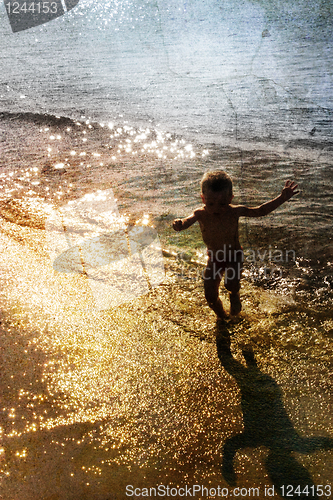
top-left (173, 171), bottom-right (298, 320)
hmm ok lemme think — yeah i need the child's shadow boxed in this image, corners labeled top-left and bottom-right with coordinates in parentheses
top-left (216, 325), bottom-right (333, 496)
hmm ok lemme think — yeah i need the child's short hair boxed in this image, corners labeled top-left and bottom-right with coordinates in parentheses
top-left (201, 171), bottom-right (233, 196)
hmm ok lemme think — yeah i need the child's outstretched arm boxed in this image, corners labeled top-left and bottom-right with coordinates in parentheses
top-left (237, 180), bottom-right (299, 218)
top-left (173, 212), bottom-right (199, 231)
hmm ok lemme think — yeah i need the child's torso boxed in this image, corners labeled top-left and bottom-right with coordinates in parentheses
top-left (197, 206), bottom-right (241, 252)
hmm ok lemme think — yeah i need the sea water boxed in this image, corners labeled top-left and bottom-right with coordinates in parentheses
top-left (0, 0), bottom-right (332, 498)
top-left (1, 0), bottom-right (332, 296)
top-left (1, 0), bottom-right (333, 143)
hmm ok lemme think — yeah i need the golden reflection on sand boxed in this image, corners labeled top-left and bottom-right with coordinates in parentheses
top-left (0, 115), bottom-right (332, 498)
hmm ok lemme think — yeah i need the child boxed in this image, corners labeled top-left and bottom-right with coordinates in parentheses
top-left (173, 171), bottom-right (299, 319)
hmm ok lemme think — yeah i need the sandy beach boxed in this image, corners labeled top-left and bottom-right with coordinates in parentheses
top-left (0, 114), bottom-right (332, 499)
top-left (0, 223), bottom-right (332, 499)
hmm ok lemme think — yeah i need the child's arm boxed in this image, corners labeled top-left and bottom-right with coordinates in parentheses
top-left (237, 180), bottom-right (299, 218)
top-left (173, 211), bottom-right (199, 231)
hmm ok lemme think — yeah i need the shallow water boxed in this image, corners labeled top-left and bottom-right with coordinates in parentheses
top-left (0, 235), bottom-right (332, 498)
top-left (1, 112), bottom-right (332, 303)
top-left (0, 112), bottom-right (332, 499)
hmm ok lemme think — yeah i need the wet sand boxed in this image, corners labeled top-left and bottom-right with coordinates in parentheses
top-left (0, 213), bottom-right (332, 499)
top-left (0, 113), bottom-right (332, 499)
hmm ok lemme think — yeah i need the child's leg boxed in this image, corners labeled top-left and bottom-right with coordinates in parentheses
top-left (204, 263), bottom-right (226, 319)
top-left (224, 261), bottom-right (242, 315)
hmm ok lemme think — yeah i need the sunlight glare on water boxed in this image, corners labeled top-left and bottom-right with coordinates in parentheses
top-left (0, 112), bottom-right (332, 500)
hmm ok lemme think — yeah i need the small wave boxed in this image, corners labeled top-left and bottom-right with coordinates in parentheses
top-left (286, 137), bottom-right (333, 152)
top-left (0, 111), bottom-right (78, 128)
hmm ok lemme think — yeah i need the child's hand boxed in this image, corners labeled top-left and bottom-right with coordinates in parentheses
top-left (173, 219), bottom-right (183, 231)
top-left (281, 180), bottom-right (299, 201)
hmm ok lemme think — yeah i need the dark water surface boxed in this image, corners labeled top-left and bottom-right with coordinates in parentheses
top-left (1, 0), bottom-right (333, 145)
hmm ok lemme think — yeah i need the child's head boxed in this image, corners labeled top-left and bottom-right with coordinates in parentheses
top-left (200, 171), bottom-right (233, 212)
